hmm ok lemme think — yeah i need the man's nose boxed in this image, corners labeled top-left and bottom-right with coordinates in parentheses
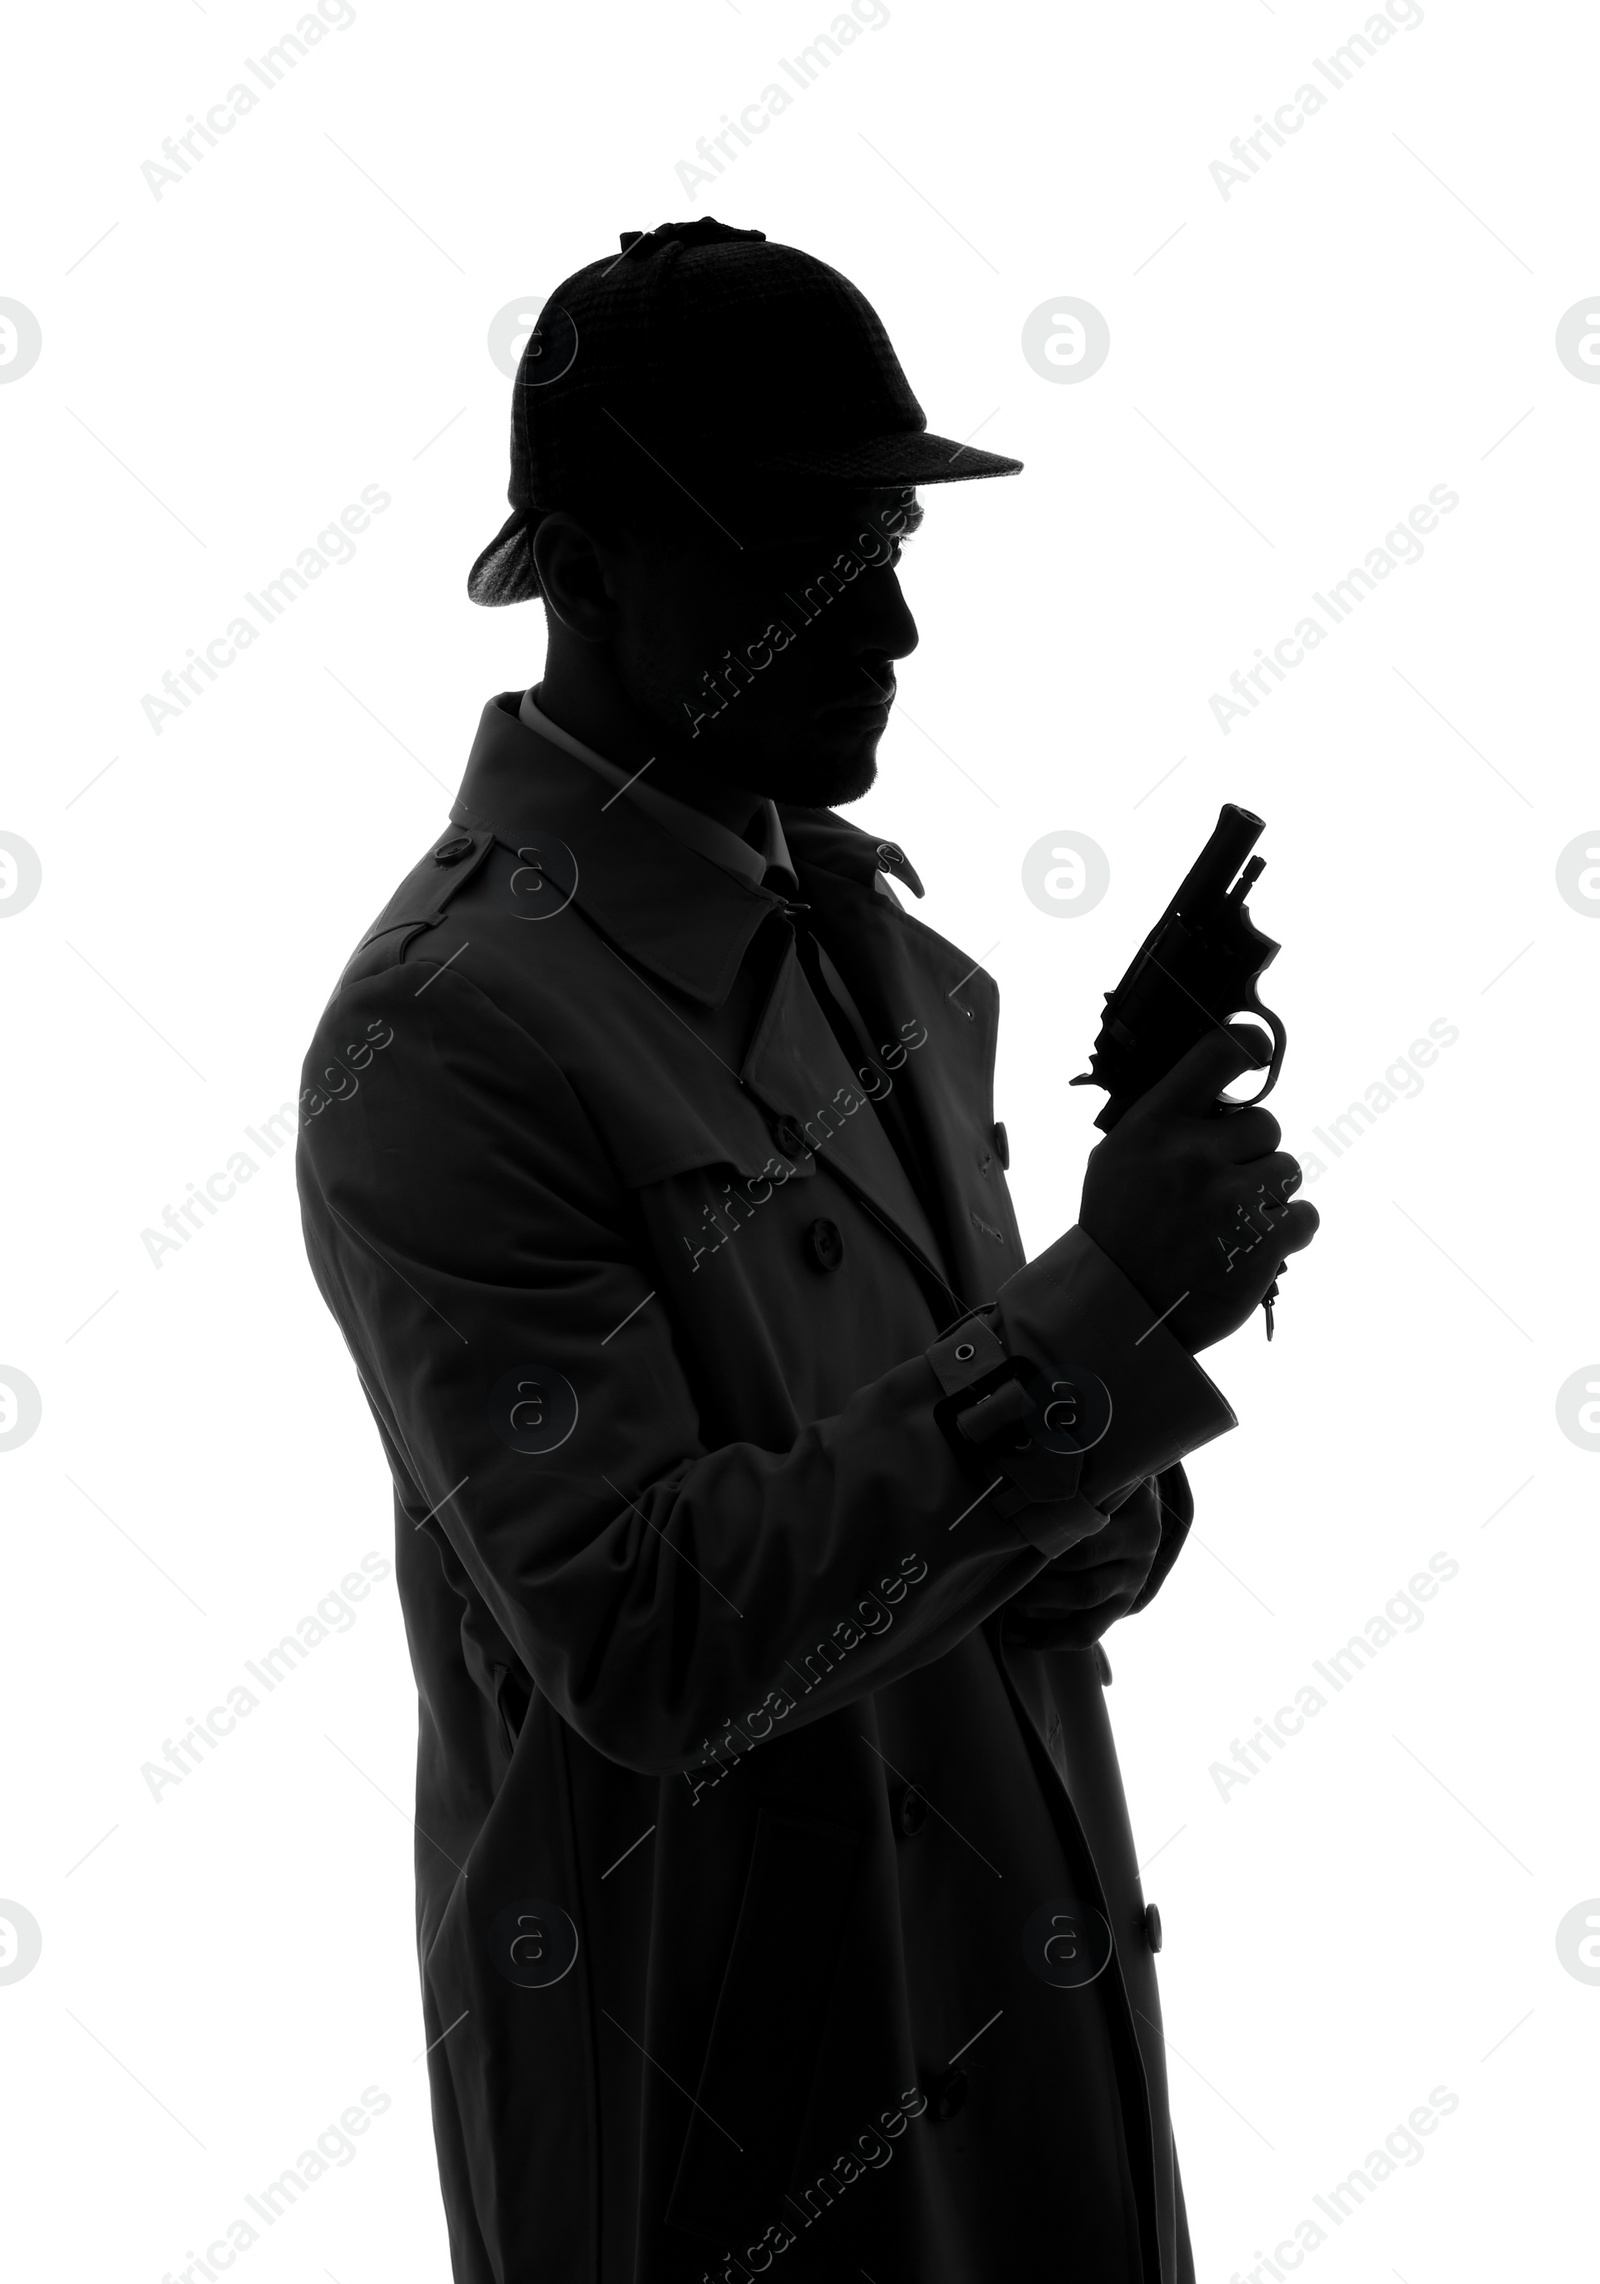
top-left (848, 568), bottom-right (919, 662)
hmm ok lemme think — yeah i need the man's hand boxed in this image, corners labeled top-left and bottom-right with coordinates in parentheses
top-left (1078, 1023), bottom-right (1320, 1355)
top-left (999, 1477), bottom-right (1165, 1652)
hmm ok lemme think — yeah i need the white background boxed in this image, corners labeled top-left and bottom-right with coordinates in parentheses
top-left (2, 1), bottom-right (1597, 2278)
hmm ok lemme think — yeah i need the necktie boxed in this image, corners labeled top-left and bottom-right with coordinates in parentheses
top-left (789, 921), bottom-right (950, 1265)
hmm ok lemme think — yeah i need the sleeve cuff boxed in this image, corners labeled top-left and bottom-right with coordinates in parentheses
top-left (990, 1224), bottom-right (1238, 1505)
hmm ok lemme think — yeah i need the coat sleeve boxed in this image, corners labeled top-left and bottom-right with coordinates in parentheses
top-left (296, 953), bottom-right (1235, 1778)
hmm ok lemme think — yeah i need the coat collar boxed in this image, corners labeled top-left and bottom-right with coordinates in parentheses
top-left (450, 693), bottom-right (927, 1011)
top-left (450, 693), bottom-right (1010, 1314)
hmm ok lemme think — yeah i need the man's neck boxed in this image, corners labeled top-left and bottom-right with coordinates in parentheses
top-left (532, 667), bottom-right (764, 836)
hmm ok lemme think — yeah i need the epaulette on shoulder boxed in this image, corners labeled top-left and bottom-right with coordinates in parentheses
top-left (335, 826), bottom-right (497, 991)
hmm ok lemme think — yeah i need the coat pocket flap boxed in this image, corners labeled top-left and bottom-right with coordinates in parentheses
top-left (605, 1099), bottom-right (817, 1191)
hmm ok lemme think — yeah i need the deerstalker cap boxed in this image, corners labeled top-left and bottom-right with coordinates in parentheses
top-left (468, 217), bottom-right (1023, 605)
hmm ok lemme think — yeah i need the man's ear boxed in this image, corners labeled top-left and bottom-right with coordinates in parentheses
top-left (529, 512), bottom-right (622, 644)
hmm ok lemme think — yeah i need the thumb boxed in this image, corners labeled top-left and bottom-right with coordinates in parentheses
top-left (1134, 1021), bottom-right (1272, 1119)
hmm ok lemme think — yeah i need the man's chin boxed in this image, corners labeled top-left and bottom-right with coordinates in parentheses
top-left (812, 752), bottom-right (879, 809)
top-left (685, 714), bottom-right (884, 809)
top-left (760, 736), bottom-right (881, 810)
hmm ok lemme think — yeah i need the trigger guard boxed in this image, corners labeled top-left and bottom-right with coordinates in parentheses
top-left (1218, 1001), bottom-right (1288, 1109)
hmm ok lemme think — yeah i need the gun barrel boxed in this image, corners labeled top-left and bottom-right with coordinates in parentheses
top-left (1168, 803), bottom-right (1264, 924)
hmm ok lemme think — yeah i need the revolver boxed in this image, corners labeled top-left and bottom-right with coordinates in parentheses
top-left (1069, 803), bottom-right (1291, 1336)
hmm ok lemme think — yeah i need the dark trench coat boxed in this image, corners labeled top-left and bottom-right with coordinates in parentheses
top-left (296, 694), bottom-right (1239, 2283)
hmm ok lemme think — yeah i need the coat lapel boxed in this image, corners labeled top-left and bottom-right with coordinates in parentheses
top-left (736, 933), bottom-right (958, 1304)
top-left (783, 816), bottom-right (1024, 1316)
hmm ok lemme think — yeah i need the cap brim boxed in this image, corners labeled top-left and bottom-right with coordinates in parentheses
top-left (467, 504), bottom-right (537, 608)
top-left (752, 431), bottom-right (1023, 486)
top-left (465, 429), bottom-right (1024, 607)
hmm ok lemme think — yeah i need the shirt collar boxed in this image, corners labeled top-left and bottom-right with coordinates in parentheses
top-left (518, 689), bottom-right (798, 897)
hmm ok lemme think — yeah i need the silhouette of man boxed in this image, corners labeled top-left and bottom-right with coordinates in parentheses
top-left (296, 219), bottom-right (1317, 2284)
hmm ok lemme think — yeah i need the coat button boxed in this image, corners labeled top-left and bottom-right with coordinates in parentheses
top-left (1094, 1641), bottom-right (1113, 1686)
top-left (433, 835), bottom-right (474, 865)
top-left (993, 1120), bottom-right (1010, 1169)
top-left (891, 1782), bottom-right (927, 1837)
top-left (875, 839), bottom-right (905, 870)
top-left (802, 1218), bottom-right (845, 1273)
top-left (1144, 1902), bottom-right (1163, 1953)
top-left (928, 2066), bottom-right (968, 2121)
top-left (772, 1115), bottom-right (807, 1158)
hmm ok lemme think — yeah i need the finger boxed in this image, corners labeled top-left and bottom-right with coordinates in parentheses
top-left (1232, 1187), bottom-right (1314, 1260)
top-left (1013, 1573), bottom-right (1147, 1623)
top-left (1132, 1022), bottom-right (1271, 1123)
top-left (1042, 1519), bottom-right (1163, 1572)
top-left (1038, 1551), bottom-right (1158, 1593)
top-left (1267, 1198), bottom-right (1319, 1257)
top-left (1216, 1165), bottom-right (1316, 1266)
top-left (1208, 1104), bottom-right (1282, 1163)
top-left (1233, 1150), bottom-right (1304, 1205)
